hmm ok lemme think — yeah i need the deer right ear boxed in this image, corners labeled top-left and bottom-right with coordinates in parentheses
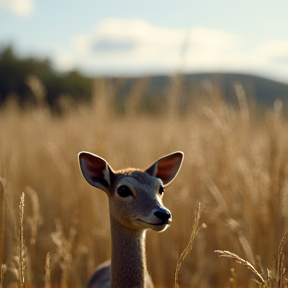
top-left (78, 152), bottom-right (114, 193)
top-left (145, 151), bottom-right (184, 187)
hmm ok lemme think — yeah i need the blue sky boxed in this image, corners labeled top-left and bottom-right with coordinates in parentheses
top-left (1, 0), bottom-right (288, 83)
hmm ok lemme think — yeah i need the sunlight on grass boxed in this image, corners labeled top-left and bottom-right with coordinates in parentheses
top-left (1, 77), bottom-right (288, 288)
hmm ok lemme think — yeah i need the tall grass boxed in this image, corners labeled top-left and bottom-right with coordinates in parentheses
top-left (0, 77), bottom-right (288, 288)
top-left (0, 178), bottom-right (5, 287)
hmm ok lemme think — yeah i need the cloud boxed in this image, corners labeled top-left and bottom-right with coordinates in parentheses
top-left (257, 40), bottom-right (288, 65)
top-left (92, 38), bottom-right (138, 53)
top-left (51, 18), bottom-right (288, 82)
top-left (0, 0), bottom-right (33, 15)
top-left (70, 18), bottom-right (241, 74)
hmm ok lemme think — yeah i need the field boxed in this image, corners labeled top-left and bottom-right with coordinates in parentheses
top-left (1, 76), bottom-right (288, 288)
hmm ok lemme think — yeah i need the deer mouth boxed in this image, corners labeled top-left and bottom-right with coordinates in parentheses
top-left (137, 219), bottom-right (171, 226)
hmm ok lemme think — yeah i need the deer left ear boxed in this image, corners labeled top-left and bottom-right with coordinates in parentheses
top-left (145, 151), bottom-right (184, 187)
top-left (78, 152), bottom-right (114, 193)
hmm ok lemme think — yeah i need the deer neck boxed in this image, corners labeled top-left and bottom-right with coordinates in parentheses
top-left (110, 216), bottom-right (147, 288)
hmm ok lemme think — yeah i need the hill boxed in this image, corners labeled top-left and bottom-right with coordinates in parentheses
top-left (106, 72), bottom-right (288, 111)
top-left (1, 44), bottom-right (288, 112)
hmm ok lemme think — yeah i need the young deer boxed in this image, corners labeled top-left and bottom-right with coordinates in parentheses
top-left (78, 151), bottom-right (184, 288)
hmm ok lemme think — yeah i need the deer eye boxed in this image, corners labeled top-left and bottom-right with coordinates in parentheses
top-left (159, 186), bottom-right (165, 195)
top-left (117, 185), bottom-right (133, 197)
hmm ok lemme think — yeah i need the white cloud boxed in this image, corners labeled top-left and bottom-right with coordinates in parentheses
top-left (51, 18), bottom-right (288, 82)
top-left (70, 18), bottom-right (241, 74)
top-left (257, 40), bottom-right (288, 64)
top-left (0, 0), bottom-right (33, 15)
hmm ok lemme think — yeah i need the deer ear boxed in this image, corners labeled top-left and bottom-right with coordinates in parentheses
top-left (145, 151), bottom-right (184, 187)
top-left (78, 152), bottom-right (114, 193)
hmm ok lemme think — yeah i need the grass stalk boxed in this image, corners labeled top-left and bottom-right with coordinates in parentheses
top-left (44, 252), bottom-right (51, 288)
top-left (174, 203), bottom-right (201, 288)
top-left (0, 179), bottom-right (5, 284)
top-left (214, 250), bottom-right (265, 285)
top-left (18, 192), bottom-right (25, 288)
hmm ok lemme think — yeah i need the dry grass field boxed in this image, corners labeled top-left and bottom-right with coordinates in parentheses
top-left (1, 76), bottom-right (288, 288)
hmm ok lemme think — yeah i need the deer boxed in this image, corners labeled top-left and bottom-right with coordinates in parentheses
top-left (78, 151), bottom-right (184, 288)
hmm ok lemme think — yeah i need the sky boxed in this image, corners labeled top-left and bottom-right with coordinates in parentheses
top-left (1, 0), bottom-right (288, 83)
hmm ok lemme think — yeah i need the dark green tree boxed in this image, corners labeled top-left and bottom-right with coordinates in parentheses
top-left (0, 45), bottom-right (92, 110)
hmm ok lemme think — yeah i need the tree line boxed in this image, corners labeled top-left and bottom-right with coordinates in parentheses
top-left (0, 45), bottom-right (92, 111)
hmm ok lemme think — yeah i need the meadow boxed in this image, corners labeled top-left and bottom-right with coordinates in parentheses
top-left (1, 75), bottom-right (288, 288)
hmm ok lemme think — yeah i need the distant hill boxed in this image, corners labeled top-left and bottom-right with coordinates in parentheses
top-left (2, 43), bottom-right (288, 113)
top-left (106, 72), bottom-right (288, 111)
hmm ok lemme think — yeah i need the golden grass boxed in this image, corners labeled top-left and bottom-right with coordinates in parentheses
top-left (0, 179), bottom-right (5, 282)
top-left (175, 203), bottom-right (201, 288)
top-left (215, 229), bottom-right (288, 287)
top-left (0, 77), bottom-right (288, 288)
top-left (18, 192), bottom-right (25, 288)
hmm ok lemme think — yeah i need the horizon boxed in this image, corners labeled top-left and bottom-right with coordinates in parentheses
top-left (1, 1), bottom-right (288, 84)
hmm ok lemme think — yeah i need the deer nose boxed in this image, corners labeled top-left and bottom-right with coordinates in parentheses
top-left (154, 208), bottom-right (172, 224)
